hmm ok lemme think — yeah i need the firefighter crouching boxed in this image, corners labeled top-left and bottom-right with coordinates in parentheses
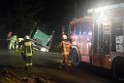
top-left (21, 35), bottom-right (33, 70)
top-left (59, 34), bottom-right (72, 70)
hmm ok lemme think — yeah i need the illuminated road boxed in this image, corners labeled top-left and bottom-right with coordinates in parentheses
top-left (0, 50), bottom-right (116, 83)
top-left (33, 52), bottom-right (116, 83)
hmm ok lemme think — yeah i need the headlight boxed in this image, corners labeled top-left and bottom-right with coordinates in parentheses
top-left (41, 48), bottom-right (48, 52)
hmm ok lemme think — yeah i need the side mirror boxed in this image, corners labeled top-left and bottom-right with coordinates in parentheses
top-left (87, 39), bottom-right (89, 42)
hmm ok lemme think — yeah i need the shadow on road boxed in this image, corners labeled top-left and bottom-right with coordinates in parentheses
top-left (78, 62), bottom-right (115, 82)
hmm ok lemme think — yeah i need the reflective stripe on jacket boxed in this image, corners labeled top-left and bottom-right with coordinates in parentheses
top-left (60, 41), bottom-right (71, 55)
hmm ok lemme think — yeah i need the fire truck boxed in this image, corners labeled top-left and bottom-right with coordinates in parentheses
top-left (68, 3), bottom-right (124, 81)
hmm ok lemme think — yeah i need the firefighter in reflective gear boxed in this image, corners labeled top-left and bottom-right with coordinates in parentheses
top-left (8, 35), bottom-right (17, 50)
top-left (59, 34), bottom-right (72, 70)
top-left (21, 35), bottom-right (33, 70)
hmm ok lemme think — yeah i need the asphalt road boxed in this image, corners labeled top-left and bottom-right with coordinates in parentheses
top-left (0, 50), bottom-right (116, 83)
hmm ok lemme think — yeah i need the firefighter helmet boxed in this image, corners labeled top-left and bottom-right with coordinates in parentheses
top-left (25, 35), bottom-right (30, 39)
top-left (62, 34), bottom-right (67, 39)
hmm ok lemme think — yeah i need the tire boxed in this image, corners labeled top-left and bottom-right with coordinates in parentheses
top-left (70, 48), bottom-right (80, 67)
top-left (113, 58), bottom-right (124, 82)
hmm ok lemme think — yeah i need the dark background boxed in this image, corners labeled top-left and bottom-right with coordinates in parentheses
top-left (0, 0), bottom-right (123, 49)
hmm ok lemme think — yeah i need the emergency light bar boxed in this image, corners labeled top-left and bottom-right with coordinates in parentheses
top-left (88, 3), bottom-right (124, 13)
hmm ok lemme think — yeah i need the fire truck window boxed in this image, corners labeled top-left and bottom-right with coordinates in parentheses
top-left (114, 19), bottom-right (123, 36)
top-left (70, 25), bottom-right (75, 34)
top-left (76, 23), bottom-right (80, 35)
top-left (81, 22), bottom-right (89, 35)
top-left (111, 18), bottom-right (123, 52)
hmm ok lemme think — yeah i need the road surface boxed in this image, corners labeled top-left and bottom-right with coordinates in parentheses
top-left (0, 50), bottom-right (116, 83)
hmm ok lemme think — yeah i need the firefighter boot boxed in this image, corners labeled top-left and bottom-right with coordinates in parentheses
top-left (67, 62), bottom-right (72, 71)
top-left (59, 61), bottom-right (67, 70)
top-left (59, 62), bottom-right (64, 70)
top-left (24, 66), bottom-right (29, 70)
top-left (29, 63), bottom-right (32, 69)
top-left (29, 65), bottom-right (32, 69)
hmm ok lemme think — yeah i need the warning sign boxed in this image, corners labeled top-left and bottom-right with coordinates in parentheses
top-left (116, 36), bottom-right (123, 52)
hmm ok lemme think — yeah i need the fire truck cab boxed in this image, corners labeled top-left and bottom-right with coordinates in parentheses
top-left (69, 3), bottom-right (124, 81)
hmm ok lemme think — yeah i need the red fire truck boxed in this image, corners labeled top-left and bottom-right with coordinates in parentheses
top-left (68, 3), bottom-right (124, 81)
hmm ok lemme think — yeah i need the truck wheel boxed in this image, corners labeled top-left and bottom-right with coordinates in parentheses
top-left (70, 49), bottom-right (80, 67)
top-left (113, 58), bottom-right (124, 82)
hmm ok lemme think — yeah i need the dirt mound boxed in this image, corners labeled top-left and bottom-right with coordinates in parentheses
top-left (0, 66), bottom-right (57, 83)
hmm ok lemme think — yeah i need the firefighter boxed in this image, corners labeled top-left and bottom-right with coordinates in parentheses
top-left (21, 35), bottom-right (33, 70)
top-left (18, 38), bottom-right (24, 49)
top-left (59, 34), bottom-right (72, 70)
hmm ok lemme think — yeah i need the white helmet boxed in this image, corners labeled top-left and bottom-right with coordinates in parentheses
top-left (25, 35), bottom-right (30, 39)
top-left (62, 34), bottom-right (67, 39)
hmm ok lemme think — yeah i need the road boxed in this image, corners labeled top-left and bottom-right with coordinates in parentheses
top-left (0, 50), bottom-right (116, 83)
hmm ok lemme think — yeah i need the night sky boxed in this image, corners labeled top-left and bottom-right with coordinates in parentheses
top-left (0, 0), bottom-right (123, 38)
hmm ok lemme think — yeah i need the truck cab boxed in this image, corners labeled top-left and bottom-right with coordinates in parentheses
top-left (30, 29), bottom-right (54, 52)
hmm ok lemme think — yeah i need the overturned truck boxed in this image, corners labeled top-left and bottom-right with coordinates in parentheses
top-left (30, 29), bottom-right (54, 52)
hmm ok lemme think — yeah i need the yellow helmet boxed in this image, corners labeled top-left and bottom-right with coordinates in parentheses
top-left (62, 34), bottom-right (67, 39)
top-left (25, 35), bottom-right (30, 39)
